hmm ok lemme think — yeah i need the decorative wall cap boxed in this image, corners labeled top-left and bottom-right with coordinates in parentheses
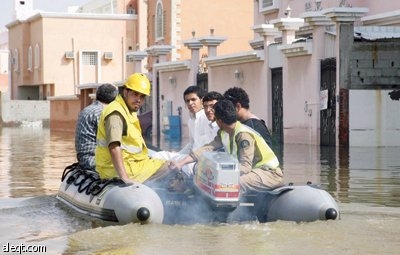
top-left (252, 23), bottom-right (280, 36)
top-left (47, 95), bottom-right (79, 101)
top-left (361, 9), bottom-right (400, 26)
top-left (199, 36), bottom-right (227, 47)
top-left (249, 38), bottom-right (265, 50)
top-left (76, 83), bottom-right (103, 90)
top-left (302, 11), bottom-right (334, 26)
top-left (182, 38), bottom-right (203, 49)
top-left (155, 60), bottom-right (191, 71)
top-left (126, 51), bottom-right (147, 60)
top-left (271, 18), bottom-right (305, 31)
top-left (322, 7), bottom-right (369, 22)
top-left (205, 51), bottom-right (262, 67)
top-left (278, 41), bottom-right (312, 57)
top-left (146, 45), bottom-right (174, 56)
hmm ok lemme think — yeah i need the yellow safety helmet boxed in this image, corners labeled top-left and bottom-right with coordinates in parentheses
top-left (124, 73), bottom-right (151, 96)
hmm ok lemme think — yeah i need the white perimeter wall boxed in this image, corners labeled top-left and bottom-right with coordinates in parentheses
top-left (0, 92), bottom-right (49, 125)
top-left (349, 90), bottom-right (400, 147)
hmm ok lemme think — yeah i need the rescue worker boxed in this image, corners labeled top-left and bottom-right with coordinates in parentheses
top-left (169, 99), bottom-right (283, 193)
top-left (95, 73), bottom-right (172, 184)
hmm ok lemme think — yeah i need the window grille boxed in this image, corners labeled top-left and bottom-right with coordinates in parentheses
top-left (82, 51), bottom-right (98, 66)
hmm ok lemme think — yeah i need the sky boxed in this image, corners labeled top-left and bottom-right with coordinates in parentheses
top-left (0, 0), bottom-right (91, 30)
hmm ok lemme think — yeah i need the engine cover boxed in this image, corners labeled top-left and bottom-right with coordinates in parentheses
top-left (194, 151), bottom-right (240, 208)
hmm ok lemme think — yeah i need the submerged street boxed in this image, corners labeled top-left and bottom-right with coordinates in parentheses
top-left (0, 127), bottom-right (399, 254)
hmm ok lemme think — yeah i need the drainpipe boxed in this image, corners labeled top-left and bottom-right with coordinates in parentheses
top-left (121, 36), bottom-right (125, 80)
top-left (72, 37), bottom-right (77, 95)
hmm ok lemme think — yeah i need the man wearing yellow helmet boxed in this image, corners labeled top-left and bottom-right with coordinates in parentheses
top-left (95, 73), bottom-right (172, 184)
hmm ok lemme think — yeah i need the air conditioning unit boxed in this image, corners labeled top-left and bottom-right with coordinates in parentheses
top-left (104, 52), bottom-right (113, 60)
top-left (65, 51), bottom-right (74, 59)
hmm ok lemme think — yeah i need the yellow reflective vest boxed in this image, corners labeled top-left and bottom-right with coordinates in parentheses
top-left (220, 121), bottom-right (279, 169)
top-left (95, 95), bottom-right (165, 182)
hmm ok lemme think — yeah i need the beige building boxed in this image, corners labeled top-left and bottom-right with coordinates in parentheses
top-left (7, 12), bottom-right (137, 100)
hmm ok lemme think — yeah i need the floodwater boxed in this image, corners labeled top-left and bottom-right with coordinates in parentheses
top-left (0, 126), bottom-right (399, 254)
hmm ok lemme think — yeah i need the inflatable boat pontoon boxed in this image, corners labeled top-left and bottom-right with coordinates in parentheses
top-left (57, 163), bottom-right (164, 224)
top-left (57, 152), bottom-right (339, 225)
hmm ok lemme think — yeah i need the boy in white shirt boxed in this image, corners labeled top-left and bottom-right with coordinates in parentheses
top-left (202, 91), bottom-right (224, 140)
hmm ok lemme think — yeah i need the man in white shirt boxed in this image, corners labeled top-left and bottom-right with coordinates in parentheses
top-left (152, 86), bottom-right (213, 177)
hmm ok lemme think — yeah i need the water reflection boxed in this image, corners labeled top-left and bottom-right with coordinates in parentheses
top-left (243, 142), bottom-right (400, 209)
top-left (0, 127), bottom-right (75, 198)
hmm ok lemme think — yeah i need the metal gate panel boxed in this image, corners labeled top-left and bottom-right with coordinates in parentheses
top-left (271, 68), bottom-right (283, 160)
top-left (320, 58), bottom-right (336, 146)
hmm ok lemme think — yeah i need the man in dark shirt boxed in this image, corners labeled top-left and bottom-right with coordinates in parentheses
top-left (224, 87), bottom-right (273, 148)
top-left (75, 83), bottom-right (117, 171)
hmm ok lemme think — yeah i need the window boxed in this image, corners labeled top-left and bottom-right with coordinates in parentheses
top-left (259, 0), bottom-right (280, 14)
top-left (28, 46), bottom-right (32, 71)
top-left (155, 1), bottom-right (164, 39)
top-left (261, 0), bottom-right (273, 8)
top-left (82, 51), bottom-right (98, 66)
top-left (127, 3), bottom-right (136, 15)
top-left (13, 49), bottom-right (19, 72)
top-left (126, 55), bottom-right (134, 62)
top-left (34, 44), bottom-right (40, 69)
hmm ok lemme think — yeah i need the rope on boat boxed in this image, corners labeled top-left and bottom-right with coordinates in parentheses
top-left (61, 163), bottom-right (125, 196)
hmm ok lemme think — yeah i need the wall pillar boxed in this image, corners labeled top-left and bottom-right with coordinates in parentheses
top-left (322, 7), bottom-right (369, 147)
top-left (253, 23), bottom-right (280, 131)
top-left (302, 11), bottom-right (334, 145)
top-left (183, 32), bottom-right (203, 85)
top-left (126, 50), bottom-right (147, 73)
top-left (199, 28), bottom-right (226, 57)
top-left (272, 16), bottom-right (304, 144)
top-left (146, 45), bottom-right (173, 144)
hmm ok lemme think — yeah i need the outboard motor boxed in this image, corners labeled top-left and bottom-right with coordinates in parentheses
top-left (193, 151), bottom-right (241, 211)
